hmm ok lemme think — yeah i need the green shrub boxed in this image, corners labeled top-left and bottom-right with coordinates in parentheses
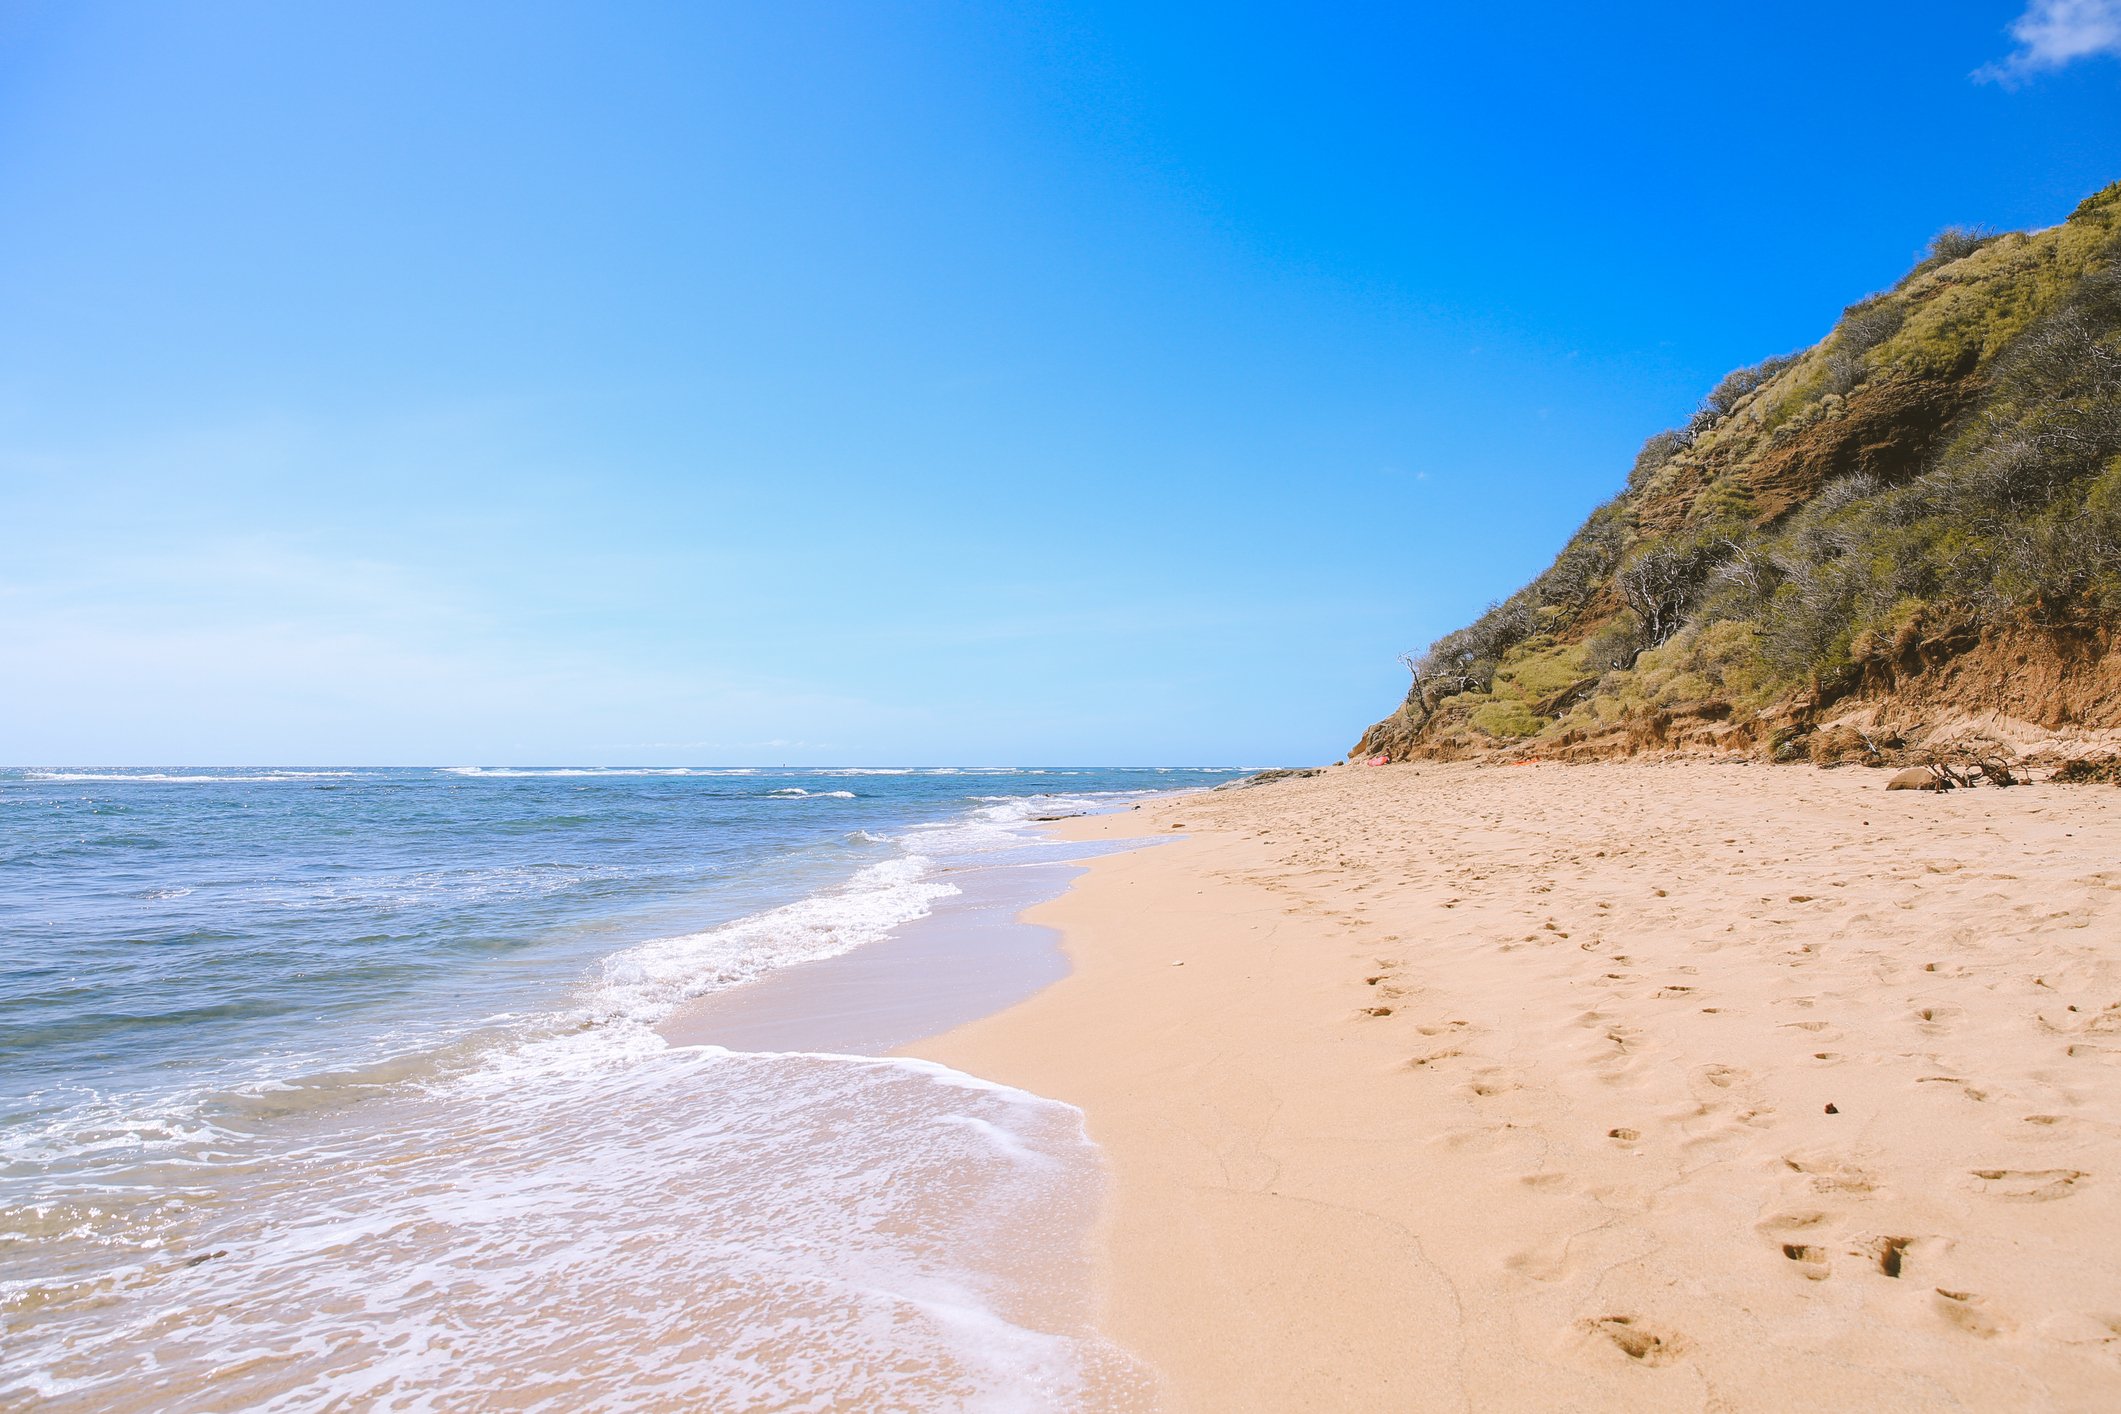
top-left (1926, 225), bottom-right (1997, 266)
top-left (1467, 698), bottom-right (1544, 739)
top-left (1626, 430), bottom-right (1691, 490)
top-left (1691, 353), bottom-right (1801, 431)
top-left (1373, 183), bottom-right (2121, 756)
top-left (1821, 295), bottom-right (1908, 394)
top-left (1490, 639), bottom-right (1592, 707)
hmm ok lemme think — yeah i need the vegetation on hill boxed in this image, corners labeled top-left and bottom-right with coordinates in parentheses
top-left (1358, 182), bottom-right (2121, 765)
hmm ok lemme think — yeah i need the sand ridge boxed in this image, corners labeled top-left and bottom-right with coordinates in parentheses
top-left (914, 761), bottom-right (2121, 1411)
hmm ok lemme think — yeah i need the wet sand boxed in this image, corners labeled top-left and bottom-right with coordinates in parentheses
top-left (653, 833), bottom-right (1162, 1410)
top-left (914, 761), bottom-right (2121, 1412)
top-left (660, 837), bottom-right (1142, 1056)
top-left (662, 860), bottom-right (1082, 1055)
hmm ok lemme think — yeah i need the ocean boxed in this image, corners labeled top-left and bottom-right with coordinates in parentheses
top-left (0, 766), bottom-right (1245, 1411)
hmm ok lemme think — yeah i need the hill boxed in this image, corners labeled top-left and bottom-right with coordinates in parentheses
top-left (1357, 181), bottom-right (2121, 767)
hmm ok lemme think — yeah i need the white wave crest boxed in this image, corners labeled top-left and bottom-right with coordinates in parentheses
top-left (583, 856), bottom-right (956, 1033)
top-left (24, 771), bottom-right (358, 783)
top-left (441, 767), bottom-right (749, 778)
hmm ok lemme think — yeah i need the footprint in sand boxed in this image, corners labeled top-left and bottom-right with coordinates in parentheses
top-left (1915, 1075), bottom-right (1990, 1102)
top-left (1933, 1288), bottom-right (2012, 1337)
top-left (1435, 1122), bottom-right (1517, 1154)
top-left (1506, 1237), bottom-right (1581, 1283)
top-left (1781, 1154), bottom-right (1880, 1195)
top-left (1694, 1063), bottom-right (1743, 1091)
top-left (2083, 1003), bottom-right (2121, 1035)
top-left (1581, 1315), bottom-right (1688, 1366)
top-left (1873, 1235), bottom-right (1913, 1278)
top-left (1756, 1208), bottom-right (1842, 1278)
top-left (1466, 1069), bottom-right (1520, 1100)
top-left (1777, 1241), bottom-right (1832, 1280)
top-left (1968, 1167), bottom-right (2088, 1201)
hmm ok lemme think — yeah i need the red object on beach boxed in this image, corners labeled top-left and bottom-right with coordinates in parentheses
top-left (1367, 754), bottom-right (1388, 766)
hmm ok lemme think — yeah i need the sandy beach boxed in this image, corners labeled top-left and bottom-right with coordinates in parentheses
top-left (914, 761), bottom-right (2121, 1411)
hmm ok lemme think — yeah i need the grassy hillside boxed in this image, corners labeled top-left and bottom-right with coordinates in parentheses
top-left (1358, 181), bottom-right (2121, 766)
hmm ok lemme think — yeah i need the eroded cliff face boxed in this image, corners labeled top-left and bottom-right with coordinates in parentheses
top-left (1359, 182), bottom-right (2121, 767)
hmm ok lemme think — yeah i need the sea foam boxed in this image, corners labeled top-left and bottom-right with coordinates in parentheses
top-left (2, 1046), bottom-right (1150, 1412)
top-left (0, 766), bottom-right (1224, 1410)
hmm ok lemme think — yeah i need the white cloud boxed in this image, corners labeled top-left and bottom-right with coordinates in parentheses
top-left (1979, 0), bottom-right (2121, 83)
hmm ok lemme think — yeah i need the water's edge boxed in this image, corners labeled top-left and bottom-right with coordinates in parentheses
top-left (2, 772), bottom-right (1199, 1411)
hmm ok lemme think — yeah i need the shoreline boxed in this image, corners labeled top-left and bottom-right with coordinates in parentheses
top-left (657, 813), bottom-right (1161, 1056)
top-left (912, 760), bottom-right (2121, 1411)
top-left (658, 856), bottom-right (1086, 1056)
top-left (652, 801), bottom-right (1183, 1406)
top-left (2, 771), bottom-right (1210, 1412)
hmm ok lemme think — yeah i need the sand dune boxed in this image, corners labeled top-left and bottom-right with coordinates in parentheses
top-left (915, 761), bottom-right (2121, 1411)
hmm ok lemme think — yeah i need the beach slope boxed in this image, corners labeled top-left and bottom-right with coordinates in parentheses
top-left (915, 762), bottom-right (2121, 1411)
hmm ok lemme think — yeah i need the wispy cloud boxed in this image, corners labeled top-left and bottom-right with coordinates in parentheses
top-left (1978, 0), bottom-right (2121, 84)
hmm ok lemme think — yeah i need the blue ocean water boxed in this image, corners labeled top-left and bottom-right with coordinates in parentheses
top-left (0, 765), bottom-right (1244, 1411)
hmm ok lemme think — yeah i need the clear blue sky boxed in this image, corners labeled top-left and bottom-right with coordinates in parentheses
top-left (2, 1), bottom-right (2117, 765)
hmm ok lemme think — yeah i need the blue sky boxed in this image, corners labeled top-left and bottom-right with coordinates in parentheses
top-left (2, 1), bottom-right (2117, 765)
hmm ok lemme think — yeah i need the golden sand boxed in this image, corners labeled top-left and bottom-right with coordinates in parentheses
top-left (914, 761), bottom-right (2121, 1411)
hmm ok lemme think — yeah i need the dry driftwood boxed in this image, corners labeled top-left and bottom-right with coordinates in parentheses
top-left (1885, 756), bottom-right (2020, 791)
